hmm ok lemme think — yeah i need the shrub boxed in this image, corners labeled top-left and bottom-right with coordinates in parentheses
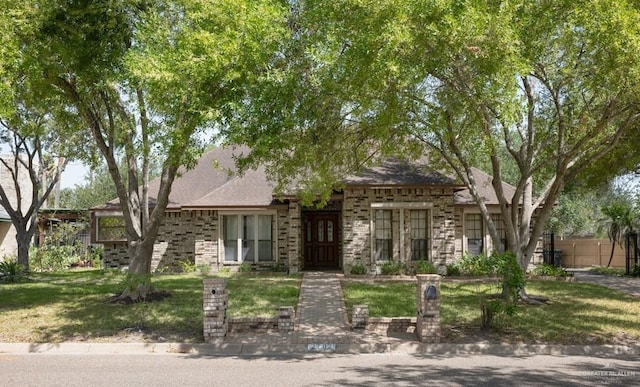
top-left (446, 263), bottom-right (461, 276)
top-left (457, 253), bottom-right (496, 276)
top-left (380, 261), bottom-right (404, 275)
top-left (238, 263), bottom-right (252, 273)
top-left (530, 264), bottom-right (569, 277)
top-left (478, 251), bottom-right (526, 330)
top-left (30, 245), bottom-right (79, 272)
top-left (414, 259), bottom-right (437, 274)
top-left (177, 259), bottom-right (196, 273)
top-left (196, 264), bottom-right (211, 275)
top-left (349, 262), bottom-right (368, 275)
top-left (0, 258), bottom-right (28, 283)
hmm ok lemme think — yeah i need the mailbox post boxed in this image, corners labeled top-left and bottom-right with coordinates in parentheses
top-left (203, 278), bottom-right (228, 341)
top-left (416, 274), bottom-right (441, 343)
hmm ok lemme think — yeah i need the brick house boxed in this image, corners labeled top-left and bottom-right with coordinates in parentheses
top-left (92, 146), bottom-right (522, 273)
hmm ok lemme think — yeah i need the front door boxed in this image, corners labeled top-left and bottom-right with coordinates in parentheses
top-left (303, 213), bottom-right (339, 269)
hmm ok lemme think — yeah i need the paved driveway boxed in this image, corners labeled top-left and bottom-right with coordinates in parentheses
top-left (570, 269), bottom-right (640, 297)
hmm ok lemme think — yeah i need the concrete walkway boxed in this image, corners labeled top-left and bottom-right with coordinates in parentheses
top-left (223, 271), bottom-right (404, 348)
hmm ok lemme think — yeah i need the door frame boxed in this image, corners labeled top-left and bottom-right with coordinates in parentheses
top-left (302, 211), bottom-right (341, 270)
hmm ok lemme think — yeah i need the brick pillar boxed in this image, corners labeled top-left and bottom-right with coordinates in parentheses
top-left (352, 305), bottom-right (369, 330)
top-left (203, 278), bottom-right (228, 341)
top-left (277, 306), bottom-right (295, 332)
top-left (416, 274), bottom-right (441, 343)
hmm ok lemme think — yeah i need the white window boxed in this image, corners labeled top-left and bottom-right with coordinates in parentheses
top-left (410, 210), bottom-right (430, 260)
top-left (371, 203), bottom-right (433, 262)
top-left (374, 209), bottom-right (392, 261)
top-left (222, 214), bottom-right (273, 262)
top-left (465, 213), bottom-right (483, 256)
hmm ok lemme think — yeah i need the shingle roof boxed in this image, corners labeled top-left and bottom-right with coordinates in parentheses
top-left (93, 146), bottom-right (514, 210)
top-left (454, 167), bottom-right (516, 205)
top-left (343, 157), bottom-right (461, 187)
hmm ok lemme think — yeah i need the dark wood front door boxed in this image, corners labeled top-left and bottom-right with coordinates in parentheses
top-left (303, 213), bottom-right (339, 269)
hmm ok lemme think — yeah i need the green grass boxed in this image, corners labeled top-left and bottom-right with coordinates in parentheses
top-left (0, 270), bottom-right (301, 343)
top-left (342, 279), bottom-right (640, 345)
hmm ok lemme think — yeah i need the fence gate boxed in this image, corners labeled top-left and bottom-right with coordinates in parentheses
top-left (543, 232), bottom-right (555, 266)
top-left (625, 233), bottom-right (639, 275)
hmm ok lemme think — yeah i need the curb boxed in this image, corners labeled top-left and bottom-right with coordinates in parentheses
top-left (1, 342), bottom-right (638, 357)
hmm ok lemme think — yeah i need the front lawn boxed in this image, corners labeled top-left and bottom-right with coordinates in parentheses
top-left (342, 279), bottom-right (640, 345)
top-left (0, 270), bottom-right (301, 343)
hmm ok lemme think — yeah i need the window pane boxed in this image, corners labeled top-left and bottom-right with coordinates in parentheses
top-left (375, 210), bottom-right (392, 260)
top-left (318, 220), bottom-right (324, 242)
top-left (327, 220), bottom-right (334, 242)
top-left (243, 216), bottom-right (255, 261)
top-left (410, 210), bottom-right (429, 260)
top-left (258, 215), bottom-right (273, 262)
top-left (224, 240), bottom-right (237, 262)
top-left (223, 215), bottom-right (239, 261)
top-left (465, 214), bottom-right (483, 255)
top-left (97, 217), bottom-right (126, 241)
top-left (258, 241), bottom-right (272, 261)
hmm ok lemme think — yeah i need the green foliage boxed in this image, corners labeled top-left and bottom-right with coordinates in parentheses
top-left (380, 261), bottom-right (404, 276)
top-left (630, 265), bottom-right (640, 278)
top-left (446, 264), bottom-right (461, 277)
top-left (414, 259), bottom-right (437, 275)
top-left (457, 253), bottom-right (496, 276)
top-left (120, 273), bottom-right (153, 296)
top-left (589, 266), bottom-right (625, 276)
top-left (478, 251), bottom-right (526, 330)
top-left (0, 258), bottom-right (28, 283)
top-left (348, 262), bottom-right (368, 275)
top-left (30, 223), bottom-right (90, 272)
top-left (177, 259), bottom-right (196, 273)
top-left (238, 263), bottom-right (252, 273)
top-left (530, 264), bottom-right (569, 277)
top-left (196, 264), bottom-right (211, 275)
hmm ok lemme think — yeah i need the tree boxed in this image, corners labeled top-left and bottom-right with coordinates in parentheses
top-left (599, 202), bottom-right (637, 268)
top-left (231, 1), bottom-right (640, 295)
top-left (0, 100), bottom-right (71, 271)
top-left (20, 0), bottom-right (287, 300)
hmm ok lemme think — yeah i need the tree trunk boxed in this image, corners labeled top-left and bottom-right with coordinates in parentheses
top-left (15, 232), bottom-right (31, 271)
top-left (606, 242), bottom-right (615, 268)
top-left (113, 240), bottom-right (155, 302)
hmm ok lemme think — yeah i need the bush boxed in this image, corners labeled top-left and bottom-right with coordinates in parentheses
top-left (177, 259), bottom-right (196, 273)
top-left (31, 245), bottom-right (79, 272)
top-left (0, 258), bottom-right (28, 283)
top-left (446, 263), bottom-right (461, 276)
top-left (414, 259), bottom-right (437, 274)
top-left (380, 261), bottom-right (404, 275)
top-left (478, 251), bottom-right (526, 330)
top-left (238, 263), bottom-right (252, 273)
top-left (530, 264), bottom-right (569, 277)
top-left (458, 253), bottom-right (496, 276)
top-left (349, 262), bottom-right (368, 275)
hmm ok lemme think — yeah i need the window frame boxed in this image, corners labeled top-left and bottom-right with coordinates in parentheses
top-left (219, 211), bottom-right (276, 264)
top-left (465, 213), bottom-right (484, 256)
top-left (410, 209), bottom-right (430, 261)
top-left (93, 213), bottom-right (127, 243)
top-left (370, 202), bottom-right (433, 263)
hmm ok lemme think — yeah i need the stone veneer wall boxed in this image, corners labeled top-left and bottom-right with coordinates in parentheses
top-left (342, 187), bottom-right (457, 272)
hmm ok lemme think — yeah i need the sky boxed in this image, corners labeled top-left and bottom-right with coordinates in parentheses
top-left (60, 161), bottom-right (88, 189)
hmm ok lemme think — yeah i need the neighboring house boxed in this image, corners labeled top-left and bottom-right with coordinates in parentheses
top-left (0, 155), bottom-right (35, 261)
top-left (92, 146), bottom-right (537, 273)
